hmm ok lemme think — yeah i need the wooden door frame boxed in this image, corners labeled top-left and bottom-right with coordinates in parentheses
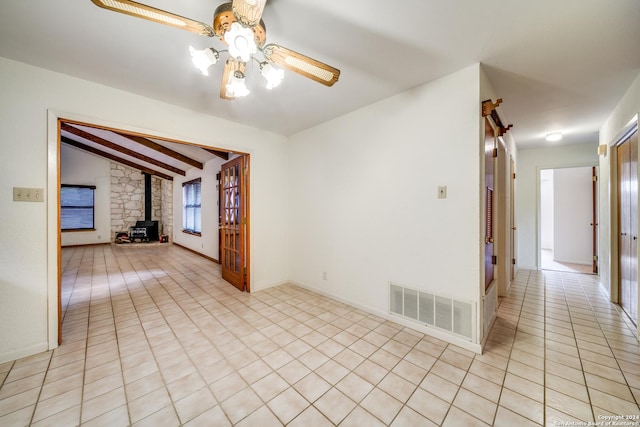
top-left (536, 163), bottom-right (598, 272)
top-left (48, 112), bottom-right (251, 347)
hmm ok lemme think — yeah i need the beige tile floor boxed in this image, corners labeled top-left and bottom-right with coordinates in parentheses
top-left (1, 244), bottom-right (639, 426)
top-left (540, 249), bottom-right (594, 275)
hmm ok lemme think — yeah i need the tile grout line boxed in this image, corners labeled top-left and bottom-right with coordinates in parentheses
top-left (501, 269), bottom-right (543, 425)
top-left (549, 272), bottom-right (595, 421)
top-left (105, 247), bottom-right (133, 426)
top-left (572, 273), bottom-right (640, 410)
top-left (79, 245), bottom-right (108, 425)
top-left (562, 274), bottom-right (598, 422)
top-left (116, 247), bottom-right (185, 425)
top-left (28, 246), bottom-right (89, 426)
top-left (7, 246), bottom-right (638, 426)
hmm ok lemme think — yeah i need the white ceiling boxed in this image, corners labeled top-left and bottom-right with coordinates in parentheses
top-left (1, 0), bottom-right (639, 149)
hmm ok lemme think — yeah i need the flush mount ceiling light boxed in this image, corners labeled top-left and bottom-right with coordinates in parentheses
top-left (545, 132), bottom-right (563, 142)
top-left (91, 0), bottom-right (340, 100)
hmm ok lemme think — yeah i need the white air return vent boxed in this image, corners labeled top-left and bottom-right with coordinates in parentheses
top-left (390, 283), bottom-right (475, 341)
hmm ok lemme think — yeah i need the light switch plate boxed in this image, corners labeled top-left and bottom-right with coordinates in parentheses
top-left (438, 185), bottom-right (447, 199)
top-left (13, 187), bottom-right (45, 202)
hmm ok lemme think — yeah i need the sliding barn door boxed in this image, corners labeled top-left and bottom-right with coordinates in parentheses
top-left (510, 156), bottom-right (516, 280)
top-left (484, 118), bottom-right (496, 290)
top-left (618, 130), bottom-right (638, 325)
top-left (220, 156), bottom-right (246, 291)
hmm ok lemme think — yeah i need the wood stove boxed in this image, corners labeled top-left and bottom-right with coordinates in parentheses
top-left (129, 220), bottom-right (159, 242)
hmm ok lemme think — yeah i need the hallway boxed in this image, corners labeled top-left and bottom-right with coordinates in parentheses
top-left (0, 245), bottom-right (638, 426)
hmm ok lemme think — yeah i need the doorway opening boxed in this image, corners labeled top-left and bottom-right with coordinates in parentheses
top-left (539, 166), bottom-right (597, 274)
top-left (54, 116), bottom-right (251, 345)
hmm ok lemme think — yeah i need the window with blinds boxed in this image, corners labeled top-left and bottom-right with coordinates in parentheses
top-left (61, 185), bottom-right (96, 230)
top-left (183, 178), bottom-right (202, 234)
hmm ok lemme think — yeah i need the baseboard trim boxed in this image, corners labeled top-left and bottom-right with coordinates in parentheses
top-left (289, 280), bottom-right (482, 354)
top-left (61, 242), bottom-right (110, 248)
top-left (172, 243), bottom-right (219, 264)
top-left (0, 342), bottom-right (49, 364)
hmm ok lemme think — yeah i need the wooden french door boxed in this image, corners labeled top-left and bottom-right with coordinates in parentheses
top-left (484, 118), bottom-right (496, 290)
top-left (220, 156), bottom-right (247, 291)
top-left (618, 130), bottom-right (638, 324)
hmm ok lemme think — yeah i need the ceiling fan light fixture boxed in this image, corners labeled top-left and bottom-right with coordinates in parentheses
top-left (232, 0), bottom-right (267, 27)
top-left (224, 22), bottom-right (257, 62)
top-left (189, 46), bottom-right (219, 76)
top-left (260, 62), bottom-right (284, 89)
top-left (90, 0), bottom-right (340, 100)
top-left (226, 70), bottom-right (250, 97)
top-left (545, 132), bottom-right (563, 142)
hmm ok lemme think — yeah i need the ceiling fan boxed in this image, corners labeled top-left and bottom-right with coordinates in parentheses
top-left (90, 0), bottom-right (340, 100)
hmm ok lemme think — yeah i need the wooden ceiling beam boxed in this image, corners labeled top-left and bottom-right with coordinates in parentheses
top-left (202, 147), bottom-right (229, 160)
top-left (116, 133), bottom-right (204, 169)
top-left (61, 123), bottom-right (186, 176)
top-left (62, 136), bottom-right (173, 181)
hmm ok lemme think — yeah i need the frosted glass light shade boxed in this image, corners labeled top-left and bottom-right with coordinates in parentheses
top-left (226, 71), bottom-right (250, 97)
top-left (260, 63), bottom-right (284, 89)
top-left (189, 46), bottom-right (219, 76)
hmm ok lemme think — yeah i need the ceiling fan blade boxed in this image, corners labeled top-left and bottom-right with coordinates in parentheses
top-left (91, 0), bottom-right (215, 37)
top-left (231, 0), bottom-right (267, 27)
top-left (220, 58), bottom-right (247, 100)
top-left (262, 44), bottom-right (340, 87)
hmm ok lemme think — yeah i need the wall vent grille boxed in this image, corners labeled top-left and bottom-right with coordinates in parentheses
top-left (389, 283), bottom-right (475, 341)
top-left (483, 282), bottom-right (497, 336)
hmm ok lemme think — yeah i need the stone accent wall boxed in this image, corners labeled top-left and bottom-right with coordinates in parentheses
top-left (110, 163), bottom-right (171, 241)
top-left (151, 176), bottom-right (162, 230)
top-left (161, 179), bottom-right (173, 241)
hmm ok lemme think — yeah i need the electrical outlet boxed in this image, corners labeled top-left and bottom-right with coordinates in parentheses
top-left (322, 271), bottom-right (327, 281)
top-left (13, 187), bottom-right (45, 202)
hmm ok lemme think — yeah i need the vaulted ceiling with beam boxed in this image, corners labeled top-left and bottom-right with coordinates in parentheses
top-left (60, 123), bottom-right (231, 180)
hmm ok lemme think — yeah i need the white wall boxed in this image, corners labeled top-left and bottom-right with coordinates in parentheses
top-left (0, 56), bottom-right (289, 363)
top-left (553, 167), bottom-right (593, 265)
top-left (540, 169), bottom-right (554, 250)
top-left (599, 72), bottom-right (640, 304)
top-left (60, 145), bottom-right (111, 246)
top-left (173, 156), bottom-right (227, 260)
top-left (288, 64), bottom-right (483, 350)
top-left (516, 144), bottom-right (598, 270)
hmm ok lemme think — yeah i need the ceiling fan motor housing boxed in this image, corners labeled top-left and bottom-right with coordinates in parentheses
top-left (213, 2), bottom-right (266, 48)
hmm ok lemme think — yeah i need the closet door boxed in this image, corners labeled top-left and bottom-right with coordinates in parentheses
top-left (629, 132), bottom-right (638, 323)
top-left (618, 130), bottom-right (638, 325)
